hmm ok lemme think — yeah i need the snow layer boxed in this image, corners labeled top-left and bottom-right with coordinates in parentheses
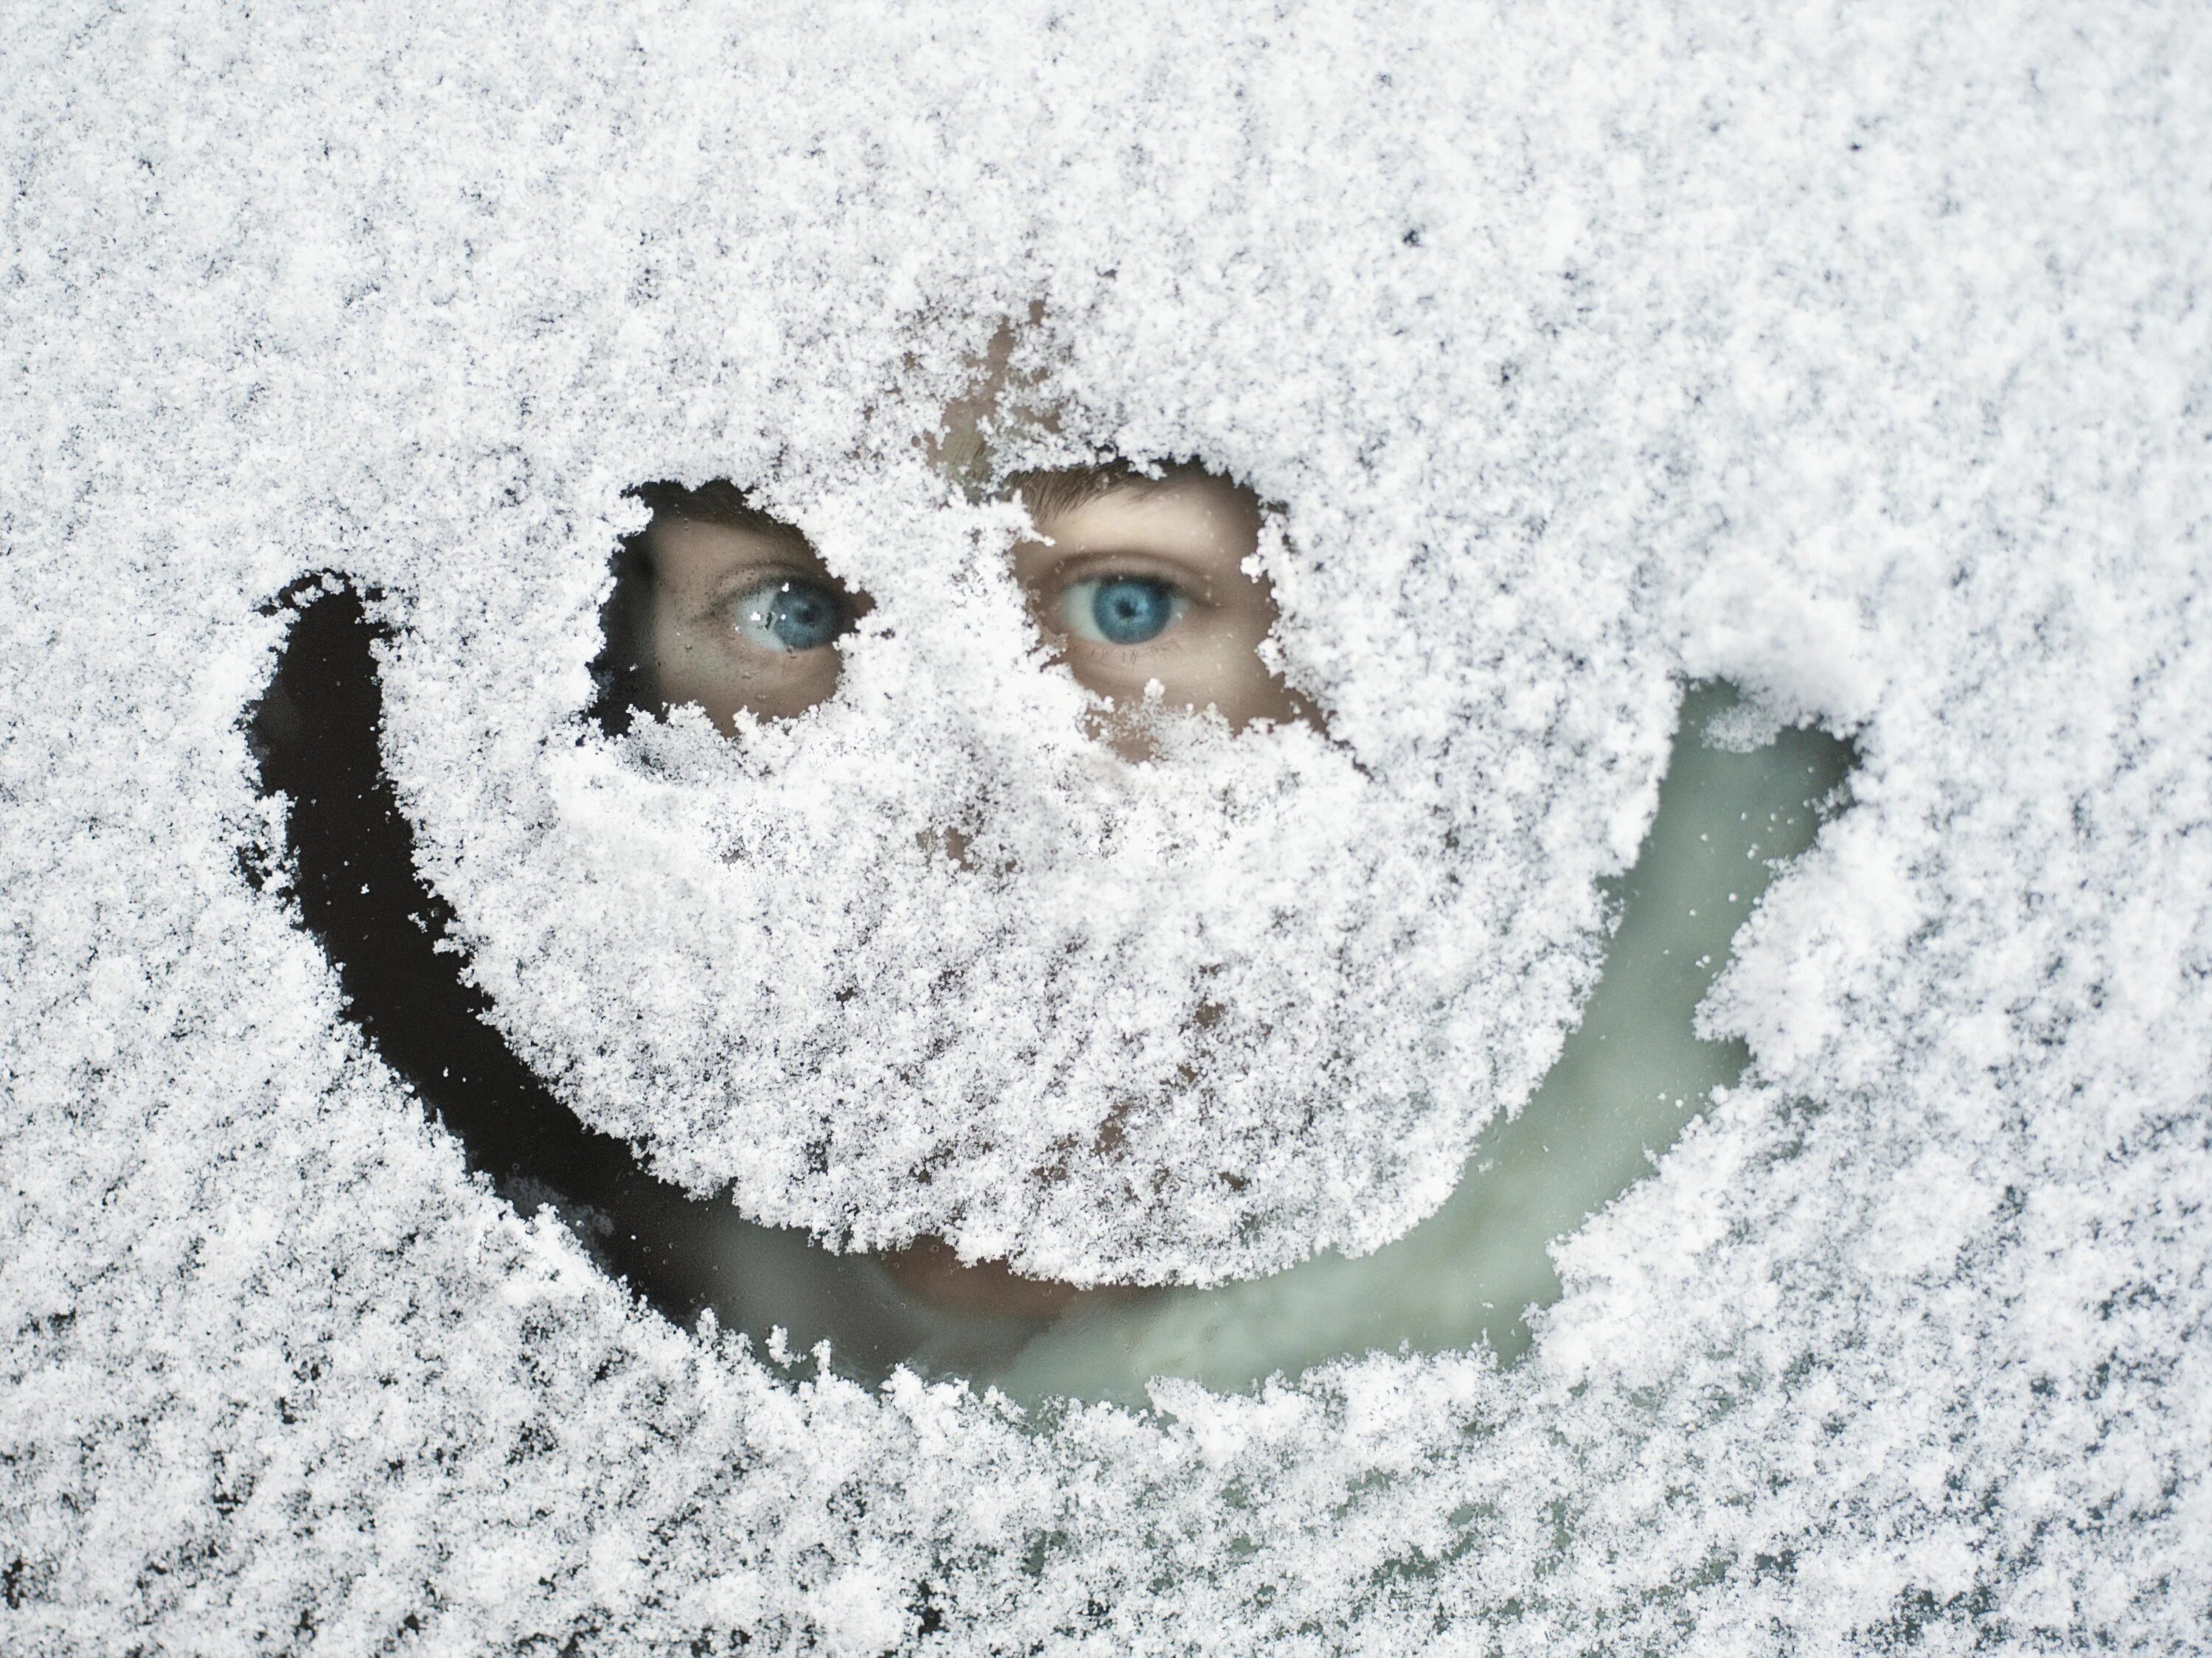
top-left (4, 1), bottom-right (2208, 1651)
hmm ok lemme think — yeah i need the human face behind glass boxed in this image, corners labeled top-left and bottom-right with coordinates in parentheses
top-left (636, 470), bottom-right (1310, 1317)
top-left (639, 469), bottom-right (1307, 750)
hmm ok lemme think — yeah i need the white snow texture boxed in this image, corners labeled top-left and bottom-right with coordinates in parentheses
top-left (4, 1), bottom-right (2208, 1651)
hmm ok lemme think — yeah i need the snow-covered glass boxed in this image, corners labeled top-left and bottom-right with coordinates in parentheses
top-left (6, 6), bottom-right (2206, 1653)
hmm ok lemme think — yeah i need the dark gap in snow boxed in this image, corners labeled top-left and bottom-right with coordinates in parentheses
top-left (249, 577), bottom-right (734, 1328)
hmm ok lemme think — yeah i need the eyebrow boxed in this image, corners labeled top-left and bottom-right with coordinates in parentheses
top-left (1011, 462), bottom-right (1185, 524)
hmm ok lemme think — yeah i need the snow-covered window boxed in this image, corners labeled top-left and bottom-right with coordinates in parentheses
top-left (6, 7), bottom-right (2206, 1652)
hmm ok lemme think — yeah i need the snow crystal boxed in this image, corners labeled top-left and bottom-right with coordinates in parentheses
top-left (4, 2), bottom-right (2208, 1652)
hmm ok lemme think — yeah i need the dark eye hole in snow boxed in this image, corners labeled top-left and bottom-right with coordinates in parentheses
top-left (589, 479), bottom-right (871, 738)
top-left (250, 576), bottom-right (1853, 1409)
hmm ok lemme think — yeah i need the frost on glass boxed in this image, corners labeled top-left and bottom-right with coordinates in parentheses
top-left (4, 4), bottom-right (2209, 1654)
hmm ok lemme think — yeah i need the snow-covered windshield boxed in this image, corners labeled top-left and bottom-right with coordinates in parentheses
top-left (6, 4), bottom-right (2206, 1652)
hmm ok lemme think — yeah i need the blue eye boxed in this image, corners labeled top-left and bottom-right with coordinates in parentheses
top-left (734, 577), bottom-right (844, 652)
top-left (1062, 576), bottom-right (1186, 646)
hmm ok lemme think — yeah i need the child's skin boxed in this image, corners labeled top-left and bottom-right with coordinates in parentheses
top-left (639, 466), bottom-right (1309, 1315)
top-left (644, 509), bottom-right (857, 726)
top-left (647, 468), bottom-right (1304, 754)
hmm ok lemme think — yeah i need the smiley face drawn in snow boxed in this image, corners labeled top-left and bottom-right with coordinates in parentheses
top-left (256, 466), bottom-right (1851, 1400)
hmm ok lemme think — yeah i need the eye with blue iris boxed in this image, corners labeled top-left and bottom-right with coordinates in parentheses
top-left (1060, 575), bottom-right (1189, 646)
top-left (732, 577), bottom-right (846, 653)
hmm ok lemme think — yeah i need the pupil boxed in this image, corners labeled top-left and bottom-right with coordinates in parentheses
top-left (1092, 578), bottom-right (1172, 644)
top-left (768, 584), bottom-right (838, 650)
